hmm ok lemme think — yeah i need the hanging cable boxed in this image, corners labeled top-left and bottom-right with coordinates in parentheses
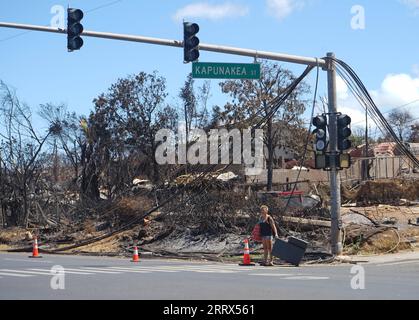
top-left (279, 60), bottom-right (320, 236)
top-left (330, 58), bottom-right (419, 168)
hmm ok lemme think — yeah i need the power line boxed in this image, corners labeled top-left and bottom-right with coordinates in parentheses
top-left (334, 58), bottom-right (419, 167)
top-left (85, 0), bottom-right (124, 14)
top-left (281, 61), bottom-right (320, 228)
top-left (0, 0), bottom-right (124, 43)
top-left (0, 30), bottom-right (31, 42)
top-left (352, 98), bottom-right (419, 126)
top-left (382, 98), bottom-right (419, 114)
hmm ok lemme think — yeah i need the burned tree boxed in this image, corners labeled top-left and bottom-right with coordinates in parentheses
top-left (0, 81), bottom-right (51, 227)
top-left (219, 62), bottom-right (309, 190)
top-left (80, 71), bottom-right (178, 200)
top-left (38, 103), bottom-right (85, 186)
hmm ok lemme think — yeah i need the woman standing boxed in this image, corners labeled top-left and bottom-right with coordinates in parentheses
top-left (259, 205), bottom-right (279, 266)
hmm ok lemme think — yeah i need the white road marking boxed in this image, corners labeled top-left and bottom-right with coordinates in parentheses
top-left (283, 276), bottom-right (330, 280)
top-left (132, 265), bottom-right (238, 273)
top-left (141, 266), bottom-right (236, 273)
top-left (66, 267), bottom-right (122, 274)
top-left (187, 264), bottom-right (264, 269)
top-left (106, 267), bottom-right (151, 273)
top-left (29, 268), bottom-right (94, 275)
top-left (378, 261), bottom-right (419, 267)
top-left (188, 264), bottom-right (297, 270)
top-left (189, 269), bottom-right (237, 273)
top-left (0, 269), bottom-right (52, 276)
top-left (111, 267), bottom-right (178, 273)
top-left (250, 274), bottom-right (297, 277)
top-left (0, 262), bottom-right (328, 279)
top-left (3, 258), bottom-right (53, 264)
top-left (162, 265), bottom-right (269, 272)
top-left (176, 265), bottom-right (253, 270)
top-left (0, 271), bottom-right (33, 277)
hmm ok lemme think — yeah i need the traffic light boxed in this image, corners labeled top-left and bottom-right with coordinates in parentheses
top-left (183, 22), bottom-right (200, 63)
top-left (315, 154), bottom-right (351, 170)
top-left (312, 115), bottom-right (328, 153)
top-left (67, 8), bottom-right (84, 51)
top-left (337, 114), bottom-right (352, 152)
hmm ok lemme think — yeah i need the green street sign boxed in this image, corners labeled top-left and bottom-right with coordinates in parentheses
top-left (192, 62), bottom-right (261, 79)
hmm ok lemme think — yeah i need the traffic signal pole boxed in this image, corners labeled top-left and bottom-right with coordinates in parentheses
top-left (0, 22), bottom-right (325, 67)
top-left (0, 20), bottom-right (344, 255)
top-left (326, 53), bottom-right (343, 256)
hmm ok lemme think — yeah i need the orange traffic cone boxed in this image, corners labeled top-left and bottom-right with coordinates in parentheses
top-left (131, 246), bottom-right (140, 262)
top-left (239, 239), bottom-right (255, 266)
top-left (29, 236), bottom-right (42, 259)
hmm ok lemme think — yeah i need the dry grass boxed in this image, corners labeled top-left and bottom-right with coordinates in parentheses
top-left (345, 179), bottom-right (419, 204)
top-left (361, 229), bottom-right (405, 254)
top-left (104, 196), bottom-right (154, 225)
top-left (0, 228), bottom-right (27, 244)
top-left (0, 244), bottom-right (11, 251)
top-left (67, 227), bottom-right (141, 254)
top-left (82, 220), bottom-right (97, 234)
top-left (345, 227), bottom-right (419, 255)
top-left (73, 237), bottom-right (121, 253)
top-left (341, 205), bottom-right (419, 225)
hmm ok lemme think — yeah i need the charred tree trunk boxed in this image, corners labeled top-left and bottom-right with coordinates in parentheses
top-left (80, 143), bottom-right (100, 200)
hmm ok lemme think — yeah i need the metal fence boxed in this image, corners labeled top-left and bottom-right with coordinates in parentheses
top-left (341, 156), bottom-right (415, 183)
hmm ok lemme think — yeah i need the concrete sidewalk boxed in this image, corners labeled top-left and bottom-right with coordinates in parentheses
top-left (338, 250), bottom-right (419, 265)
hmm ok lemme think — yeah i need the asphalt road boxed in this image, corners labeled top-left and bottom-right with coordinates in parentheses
top-left (0, 252), bottom-right (418, 300)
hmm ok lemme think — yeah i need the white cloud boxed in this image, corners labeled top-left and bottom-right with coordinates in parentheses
top-left (340, 106), bottom-right (367, 127)
top-left (370, 74), bottom-right (419, 111)
top-left (336, 80), bottom-right (367, 126)
top-left (401, 0), bottom-right (419, 8)
top-left (401, 0), bottom-right (419, 13)
top-left (336, 73), bottom-right (419, 129)
top-left (266, 0), bottom-right (304, 21)
top-left (173, 2), bottom-right (249, 22)
top-left (336, 76), bottom-right (349, 100)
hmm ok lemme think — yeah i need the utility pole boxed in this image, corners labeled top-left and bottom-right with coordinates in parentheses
top-left (364, 107), bottom-right (369, 181)
top-left (326, 53), bottom-right (343, 256)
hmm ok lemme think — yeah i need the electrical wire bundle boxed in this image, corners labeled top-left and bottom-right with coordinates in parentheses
top-left (331, 58), bottom-right (419, 168)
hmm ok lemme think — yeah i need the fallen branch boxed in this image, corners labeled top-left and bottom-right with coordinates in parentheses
top-left (280, 216), bottom-right (331, 228)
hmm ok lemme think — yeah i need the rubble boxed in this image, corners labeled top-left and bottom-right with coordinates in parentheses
top-left (342, 179), bottom-right (419, 205)
top-left (1, 175), bottom-right (419, 261)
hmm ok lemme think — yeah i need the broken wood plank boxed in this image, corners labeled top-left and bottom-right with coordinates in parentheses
top-left (280, 216), bottom-right (331, 228)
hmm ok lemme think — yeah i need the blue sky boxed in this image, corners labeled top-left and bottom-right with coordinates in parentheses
top-left (1, 0), bottom-right (419, 133)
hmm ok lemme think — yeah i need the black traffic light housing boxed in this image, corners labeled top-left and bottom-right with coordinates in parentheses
top-left (67, 8), bottom-right (84, 51)
top-left (312, 115), bottom-right (328, 153)
top-left (315, 153), bottom-right (351, 170)
top-left (183, 22), bottom-right (200, 63)
top-left (337, 114), bottom-right (352, 152)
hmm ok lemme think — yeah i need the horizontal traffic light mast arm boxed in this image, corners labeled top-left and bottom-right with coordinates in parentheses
top-left (0, 21), bottom-right (326, 67)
